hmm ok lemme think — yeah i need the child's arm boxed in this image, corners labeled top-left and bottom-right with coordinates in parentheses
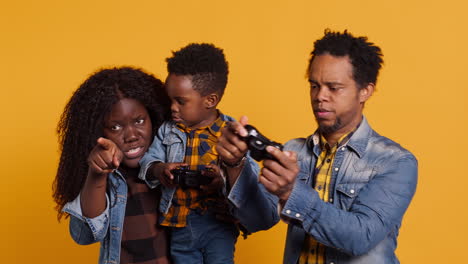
top-left (80, 137), bottom-right (122, 218)
top-left (139, 122), bottom-right (187, 188)
top-left (149, 161), bottom-right (188, 187)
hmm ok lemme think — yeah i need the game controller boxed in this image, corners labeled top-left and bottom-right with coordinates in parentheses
top-left (170, 167), bottom-right (214, 189)
top-left (243, 124), bottom-right (283, 161)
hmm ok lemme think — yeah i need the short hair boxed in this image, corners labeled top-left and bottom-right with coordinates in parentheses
top-left (53, 67), bottom-right (170, 220)
top-left (309, 29), bottom-right (384, 88)
top-left (166, 43), bottom-right (229, 98)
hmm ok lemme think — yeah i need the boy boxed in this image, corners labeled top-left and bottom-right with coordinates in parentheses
top-left (139, 43), bottom-right (241, 264)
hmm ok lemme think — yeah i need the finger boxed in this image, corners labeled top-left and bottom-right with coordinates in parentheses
top-left (266, 146), bottom-right (297, 169)
top-left (218, 133), bottom-right (248, 158)
top-left (92, 152), bottom-right (113, 170)
top-left (227, 119), bottom-right (248, 137)
top-left (112, 149), bottom-right (123, 168)
top-left (238, 115), bottom-right (249, 126)
top-left (258, 174), bottom-right (278, 194)
top-left (97, 137), bottom-right (115, 150)
top-left (216, 144), bottom-right (246, 164)
top-left (89, 159), bottom-right (113, 175)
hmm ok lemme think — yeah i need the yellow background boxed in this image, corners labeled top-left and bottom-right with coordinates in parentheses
top-left (1, 0), bottom-right (467, 263)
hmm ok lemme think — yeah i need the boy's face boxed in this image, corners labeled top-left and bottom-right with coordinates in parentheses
top-left (165, 74), bottom-right (216, 129)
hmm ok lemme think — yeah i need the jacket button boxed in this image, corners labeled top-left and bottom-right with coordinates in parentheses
top-left (286, 210), bottom-right (291, 214)
top-left (350, 189), bottom-right (355, 194)
top-left (295, 213), bottom-right (301, 218)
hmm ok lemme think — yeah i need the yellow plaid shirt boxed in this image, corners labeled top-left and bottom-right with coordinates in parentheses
top-left (160, 113), bottom-right (228, 227)
top-left (299, 132), bottom-right (353, 264)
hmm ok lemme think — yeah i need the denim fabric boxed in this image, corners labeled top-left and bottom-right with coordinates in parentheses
top-left (63, 171), bottom-right (127, 264)
top-left (138, 115), bottom-right (236, 214)
top-left (170, 211), bottom-right (239, 264)
top-left (281, 117), bottom-right (418, 264)
top-left (138, 114), bottom-right (280, 234)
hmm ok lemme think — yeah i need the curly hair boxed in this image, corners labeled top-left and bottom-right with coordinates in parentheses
top-left (166, 43), bottom-right (229, 99)
top-left (52, 67), bottom-right (170, 220)
top-left (309, 29), bottom-right (384, 88)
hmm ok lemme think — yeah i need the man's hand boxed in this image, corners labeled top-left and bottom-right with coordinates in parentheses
top-left (200, 164), bottom-right (224, 192)
top-left (260, 146), bottom-right (299, 202)
top-left (216, 116), bottom-right (249, 166)
top-left (87, 137), bottom-right (123, 177)
top-left (151, 162), bottom-right (188, 188)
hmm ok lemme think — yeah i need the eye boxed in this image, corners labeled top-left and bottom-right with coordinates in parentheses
top-left (135, 118), bottom-right (144, 125)
top-left (176, 98), bottom-right (185, 105)
top-left (310, 82), bottom-right (319, 89)
top-left (111, 124), bottom-right (122, 131)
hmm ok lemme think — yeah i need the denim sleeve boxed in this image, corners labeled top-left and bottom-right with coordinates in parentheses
top-left (63, 193), bottom-right (110, 245)
top-left (228, 156), bottom-right (280, 233)
top-left (282, 155), bottom-right (418, 256)
top-left (138, 124), bottom-right (168, 188)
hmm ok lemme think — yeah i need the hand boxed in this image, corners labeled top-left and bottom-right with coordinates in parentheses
top-left (216, 116), bottom-right (250, 166)
top-left (152, 162), bottom-right (188, 188)
top-left (259, 146), bottom-right (299, 202)
top-left (87, 137), bottom-right (123, 177)
top-left (200, 164), bottom-right (224, 192)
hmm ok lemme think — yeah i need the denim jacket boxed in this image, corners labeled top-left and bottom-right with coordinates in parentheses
top-left (138, 114), bottom-right (280, 233)
top-left (63, 170), bottom-right (128, 264)
top-left (281, 117), bottom-right (418, 264)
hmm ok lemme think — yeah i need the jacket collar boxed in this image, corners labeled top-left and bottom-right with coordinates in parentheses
top-left (307, 116), bottom-right (372, 159)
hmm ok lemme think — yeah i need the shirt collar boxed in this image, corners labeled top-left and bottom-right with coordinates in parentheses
top-left (176, 110), bottom-right (226, 136)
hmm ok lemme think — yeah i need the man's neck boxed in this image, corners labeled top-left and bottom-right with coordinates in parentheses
top-left (321, 117), bottom-right (362, 146)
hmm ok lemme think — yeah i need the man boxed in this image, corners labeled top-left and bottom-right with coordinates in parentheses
top-left (217, 30), bottom-right (418, 263)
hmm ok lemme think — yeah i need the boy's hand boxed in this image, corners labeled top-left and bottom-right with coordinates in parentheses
top-left (87, 137), bottom-right (123, 177)
top-left (200, 164), bottom-right (223, 192)
top-left (260, 146), bottom-right (299, 202)
top-left (152, 162), bottom-right (188, 188)
top-left (216, 116), bottom-right (249, 166)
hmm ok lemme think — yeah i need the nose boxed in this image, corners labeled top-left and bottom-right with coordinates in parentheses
top-left (312, 86), bottom-right (329, 102)
top-left (170, 102), bottom-right (178, 113)
top-left (124, 125), bottom-right (138, 143)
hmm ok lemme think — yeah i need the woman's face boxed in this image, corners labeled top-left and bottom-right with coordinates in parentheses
top-left (102, 98), bottom-right (153, 168)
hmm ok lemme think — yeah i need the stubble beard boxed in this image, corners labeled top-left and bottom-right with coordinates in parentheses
top-left (317, 117), bottom-right (342, 135)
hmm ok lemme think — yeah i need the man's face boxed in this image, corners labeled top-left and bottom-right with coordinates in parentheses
top-left (308, 54), bottom-right (371, 136)
top-left (103, 98), bottom-right (153, 168)
top-left (166, 74), bottom-right (213, 129)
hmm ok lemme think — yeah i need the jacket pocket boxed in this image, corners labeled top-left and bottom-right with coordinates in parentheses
top-left (336, 183), bottom-right (365, 210)
top-left (162, 134), bottom-right (183, 162)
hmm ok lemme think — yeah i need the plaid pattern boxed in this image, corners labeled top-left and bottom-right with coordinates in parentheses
top-left (120, 167), bottom-right (171, 264)
top-left (160, 113), bottom-right (228, 227)
top-left (299, 132), bottom-right (353, 264)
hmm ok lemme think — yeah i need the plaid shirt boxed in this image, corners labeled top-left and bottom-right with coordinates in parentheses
top-left (120, 167), bottom-right (170, 264)
top-left (160, 113), bottom-right (228, 227)
top-left (299, 132), bottom-right (353, 264)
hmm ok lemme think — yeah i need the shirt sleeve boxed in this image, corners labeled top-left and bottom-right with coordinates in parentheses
top-left (138, 124), bottom-right (168, 188)
top-left (63, 193), bottom-right (110, 244)
top-left (228, 155), bottom-right (280, 233)
top-left (281, 155), bottom-right (418, 256)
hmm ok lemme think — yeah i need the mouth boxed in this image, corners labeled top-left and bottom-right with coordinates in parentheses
top-left (172, 115), bottom-right (183, 122)
top-left (124, 146), bottom-right (145, 159)
top-left (314, 108), bottom-right (333, 119)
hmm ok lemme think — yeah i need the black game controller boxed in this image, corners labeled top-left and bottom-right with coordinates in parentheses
top-left (170, 167), bottom-right (214, 189)
top-left (243, 124), bottom-right (283, 161)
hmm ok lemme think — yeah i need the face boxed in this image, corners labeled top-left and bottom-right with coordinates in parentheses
top-left (165, 74), bottom-right (217, 129)
top-left (308, 54), bottom-right (373, 136)
top-left (103, 98), bottom-right (152, 168)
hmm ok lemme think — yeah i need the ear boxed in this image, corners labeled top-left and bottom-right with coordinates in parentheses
top-left (359, 83), bottom-right (374, 103)
top-left (204, 93), bottom-right (220, 109)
